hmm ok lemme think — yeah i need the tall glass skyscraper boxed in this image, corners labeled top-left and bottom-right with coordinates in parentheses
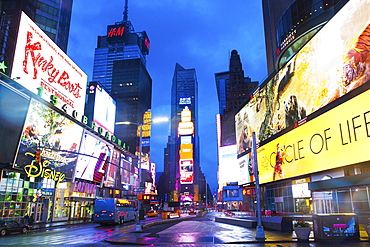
top-left (91, 3), bottom-right (152, 153)
top-left (0, 0), bottom-right (73, 75)
top-left (169, 63), bottom-right (201, 202)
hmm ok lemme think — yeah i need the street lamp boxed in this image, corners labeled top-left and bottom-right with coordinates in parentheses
top-left (115, 117), bottom-right (169, 232)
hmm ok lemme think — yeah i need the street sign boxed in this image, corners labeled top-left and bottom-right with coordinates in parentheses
top-left (134, 188), bottom-right (145, 192)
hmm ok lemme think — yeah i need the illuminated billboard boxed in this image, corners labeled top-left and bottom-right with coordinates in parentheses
top-left (238, 152), bottom-right (254, 186)
top-left (74, 131), bottom-right (113, 182)
top-left (179, 97), bottom-right (191, 105)
top-left (11, 12), bottom-right (87, 118)
top-left (180, 159), bottom-right (193, 184)
top-left (178, 121), bottom-right (194, 135)
top-left (257, 88), bottom-right (370, 184)
top-left (180, 144), bottom-right (193, 160)
top-left (235, 0), bottom-right (370, 154)
top-left (13, 99), bottom-right (83, 183)
top-left (13, 100), bottom-right (83, 185)
top-left (104, 149), bottom-right (120, 188)
top-left (180, 135), bottom-right (192, 144)
top-left (180, 106), bottom-right (192, 121)
top-left (120, 156), bottom-right (132, 186)
top-left (292, 178), bottom-right (311, 198)
top-left (218, 145), bottom-right (238, 185)
top-left (107, 24), bottom-right (127, 42)
top-left (137, 111), bottom-right (151, 138)
top-left (90, 84), bottom-right (116, 134)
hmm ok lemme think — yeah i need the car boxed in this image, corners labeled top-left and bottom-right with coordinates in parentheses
top-left (147, 210), bottom-right (158, 217)
top-left (0, 220), bottom-right (29, 236)
top-left (188, 209), bottom-right (197, 215)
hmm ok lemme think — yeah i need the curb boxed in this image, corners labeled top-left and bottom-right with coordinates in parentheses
top-left (141, 215), bottom-right (197, 229)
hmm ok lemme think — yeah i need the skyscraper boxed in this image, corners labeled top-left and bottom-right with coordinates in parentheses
top-left (215, 50), bottom-right (258, 207)
top-left (215, 50), bottom-right (258, 147)
top-left (91, 1), bottom-right (152, 153)
top-left (0, 0), bottom-right (73, 75)
top-left (168, 63), bottom-right (201, 203)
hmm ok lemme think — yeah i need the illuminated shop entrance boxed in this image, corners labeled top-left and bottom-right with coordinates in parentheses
top-left (292, 178), bottom-right (312, 214)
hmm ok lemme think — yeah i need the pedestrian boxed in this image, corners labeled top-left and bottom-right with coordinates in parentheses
top-left (28, 213), bottom-right (35, 230)
top-left (23, 213), bottom-right (29, 225)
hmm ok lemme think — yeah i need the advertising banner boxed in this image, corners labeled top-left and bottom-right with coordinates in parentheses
top-left (11, 12), bottom-right (87, 118)
top-left (218, 145), bottom-right (238, 184)
top-left (180, 135), bottom-right (192, 144)
top-left (74, 131), bottom-right (113, 182)
top-left (120, 157), bottom-right (132, 186)
top-left (236, 0), bottom-right (370, 154)
top-left (257, 88), bottom-right (370, 184)
top-left (104, 149), bottom-right (120, 188)
top-left (13, 99), bottom-right (83, 183)
top-left (178, 121), bottom-right (194, 135)
top-left (180, 159), bottom-right (193, 184)
top-left (90, 84), bottom-right (116, 134)
top-left (180, 144), bottom-right (193, 160)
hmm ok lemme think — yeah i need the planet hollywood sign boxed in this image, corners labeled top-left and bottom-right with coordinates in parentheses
top-left (72, 181), bottom-right (97, 194)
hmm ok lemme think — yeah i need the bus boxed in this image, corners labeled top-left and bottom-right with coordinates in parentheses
top-left (93, 198), bottom-right (137, 225)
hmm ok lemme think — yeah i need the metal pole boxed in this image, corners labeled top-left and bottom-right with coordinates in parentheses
top-left (135, 123), bottom-right (143, 232)
top-left (205, 178), bottom-right (207, 208)
top-left (252, 132), bottom-right (265, 241)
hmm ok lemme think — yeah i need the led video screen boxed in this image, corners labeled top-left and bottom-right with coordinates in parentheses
top-left (74, 131), bottom-right (113, 182)
top-left (236, 0), bottom-right (370, 155)
top-left (257, 88), bottom-right (370, 184)
top-left (92, 84), bottom-right (116, 134)
top-left (14, 99), bottom-right (83, 180)
top-left (180, 159), bottom-right (194, 184)
top-left (218, 145), bottom-right (238, 184)
top-left (104, 149), bottom-right (120, 188)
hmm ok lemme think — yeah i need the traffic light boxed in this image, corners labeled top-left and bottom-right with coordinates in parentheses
top-left (137, 193), bottom-right (143, 201)
top-left (137, 194), bottom-right (151, 201)
top-left (35, 151), bottom-right (41, 163)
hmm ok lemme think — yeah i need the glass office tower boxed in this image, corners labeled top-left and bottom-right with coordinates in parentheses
top-left (91, 5), bottom-right (152, 154)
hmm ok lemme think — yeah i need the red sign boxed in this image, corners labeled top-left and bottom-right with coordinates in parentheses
top-left (108, 26), bottom-right (125, 37)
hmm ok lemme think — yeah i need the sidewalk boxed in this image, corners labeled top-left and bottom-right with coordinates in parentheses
top-left (30, 218), bottom-right (95, 231)
top-left (104, 213), bottom-right (370, 246)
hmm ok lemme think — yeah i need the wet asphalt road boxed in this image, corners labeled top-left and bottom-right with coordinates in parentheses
top-left (1, 212), bottom-right (370, 246)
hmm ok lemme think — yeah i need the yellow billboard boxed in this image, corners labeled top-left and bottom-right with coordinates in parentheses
top-left (180, 144), bottom-right (193, 160)
top-left (257, 89), bottom-right (370, 184)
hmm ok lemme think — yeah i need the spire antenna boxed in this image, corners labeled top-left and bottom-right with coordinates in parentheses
top-left (123, 0), bottom-right (129, 21)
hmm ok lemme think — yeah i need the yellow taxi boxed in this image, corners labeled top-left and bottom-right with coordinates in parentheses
top-left (147, 210), bottom-right (158, 217)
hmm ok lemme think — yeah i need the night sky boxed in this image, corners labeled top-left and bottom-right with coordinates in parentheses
top-left (67, 1), bottom-right (267, 193)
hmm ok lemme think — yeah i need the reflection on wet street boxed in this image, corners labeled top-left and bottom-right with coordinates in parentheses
top-left (1, 212), bottom-right (370, 246)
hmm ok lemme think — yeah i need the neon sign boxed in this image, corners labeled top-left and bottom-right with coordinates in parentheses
top-left (108, 26), bottom-right (125, 37)
top-left (72, 181), bottom-right (96, 194)
top-left (23, 152), bottom-right (66, 187)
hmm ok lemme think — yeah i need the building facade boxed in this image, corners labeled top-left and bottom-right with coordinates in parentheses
top-left (237, 0), bottom-right (370, 223)
top-left (0, 9), bottom-right (139, 224)
top-left (215, 50), bottom-right (258, 207)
